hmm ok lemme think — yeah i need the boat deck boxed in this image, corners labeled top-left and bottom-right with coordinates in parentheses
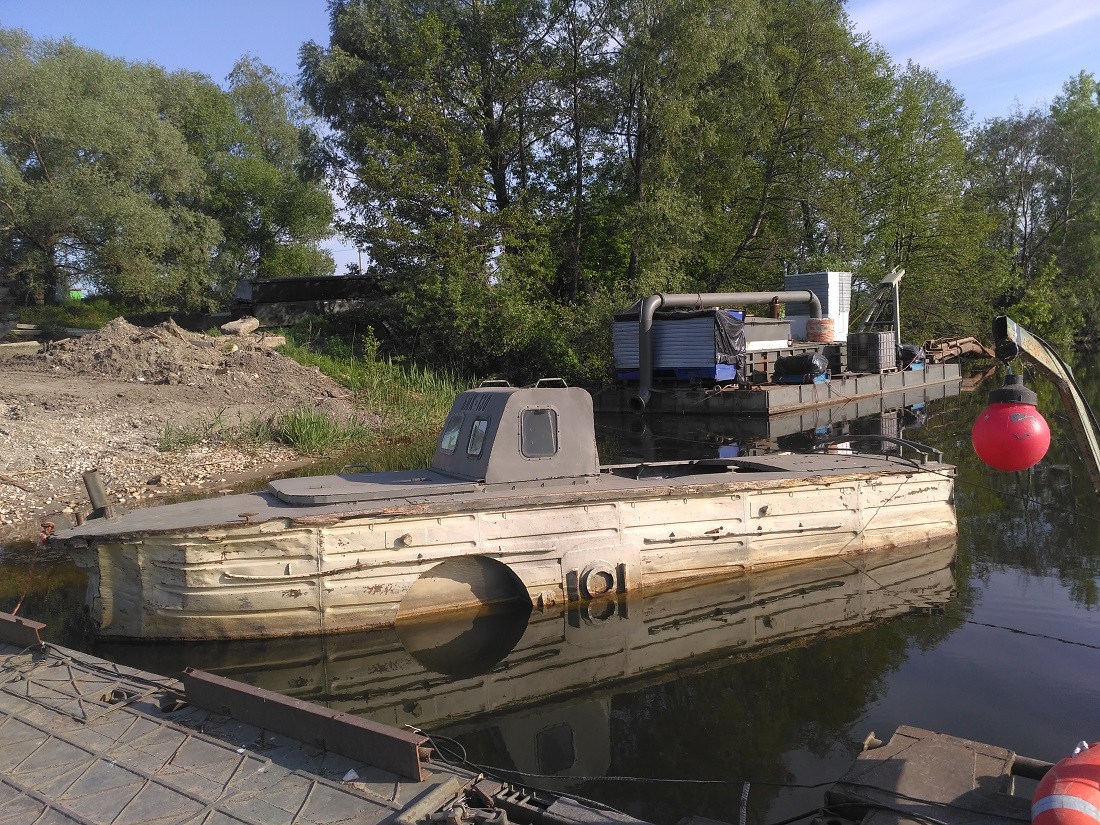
top-left (54, 451), bottom-right (951, 540)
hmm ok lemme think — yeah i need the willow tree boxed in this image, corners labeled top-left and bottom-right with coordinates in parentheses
top-left (1045, 73), bottom-right (1100, 341)
top-left (0, 31), bottom-right (335, 311)
top-left (0, 29), bottom-right (220, 306)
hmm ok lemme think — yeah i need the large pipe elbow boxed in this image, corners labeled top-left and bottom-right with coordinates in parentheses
top-left (627, 289), bottom-right (821, 411)
top-left (632, 294), bottom-right (666, 410)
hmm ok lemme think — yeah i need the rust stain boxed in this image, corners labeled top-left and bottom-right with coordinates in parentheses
top-left (362, 582), bottom-right (403, 596)
top-left (281, 589), bottom-right (304, 598)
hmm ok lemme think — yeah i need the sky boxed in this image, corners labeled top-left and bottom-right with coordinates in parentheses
top-left (3, 0), bottom-right (1100, 270)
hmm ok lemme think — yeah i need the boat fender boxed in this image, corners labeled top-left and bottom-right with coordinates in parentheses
top-left (1032, 741), bottom-right (1100, 825)
top-left (578, 560), bottom-right (618, 599)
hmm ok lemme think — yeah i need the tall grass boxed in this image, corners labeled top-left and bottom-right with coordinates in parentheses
top-left (276, 333), bottom-right (469, 442)
top-left (272, 408), bottom-right (372, 456)
top-left (141, 315), bottom-right (473, 470)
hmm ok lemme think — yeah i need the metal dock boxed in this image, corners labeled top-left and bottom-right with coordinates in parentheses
top-left (0, 612), bottom-right (651, 825)
top-left (825, 725), bottom-right (1049, 825)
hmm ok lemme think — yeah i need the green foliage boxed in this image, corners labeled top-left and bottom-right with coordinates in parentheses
top-left (12, 5), bottom-right (1100, 377)
top-left (301, 0), bottom-right (1028, 377)
top-left (271, 408), bottom-right (371, 455)
top-left (276, 322), bottom-right (470, 440)
top-left (0, 32), bottom-right (335, 312)
top-left (18, 297), bottom-right (129, 330)
top-left (0, 30), bottom-right (220, 308)
top-left (1002, 258), bottom-right (1083, 350)
top-left (157, 411), bottom-right (227, 452)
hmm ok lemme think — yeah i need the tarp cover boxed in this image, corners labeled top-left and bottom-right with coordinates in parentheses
top-left (611, 308), bottom-right (747, 364)
top-left (773, 352), bottom-right (830, 377)
top-left (711, 310), bottom-right (746, 365)
top-left (900, 343), bottom-right (926, 367)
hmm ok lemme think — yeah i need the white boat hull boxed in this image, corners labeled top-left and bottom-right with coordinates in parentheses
top-left (69, 465), bottom-right (955, 640)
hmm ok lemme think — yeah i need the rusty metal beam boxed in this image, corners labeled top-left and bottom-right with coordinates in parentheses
top-left (923, 336), bottom-right (995, 363)
top-left (0, 611), bottom-right (45, 648)
top-left (181, 668), bottom-right (429, 780)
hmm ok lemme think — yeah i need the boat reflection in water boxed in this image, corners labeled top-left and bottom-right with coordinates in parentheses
top-left (99, 538), bottom-right (956, 779)
top-left (597, 383), bottom-right (959, 464)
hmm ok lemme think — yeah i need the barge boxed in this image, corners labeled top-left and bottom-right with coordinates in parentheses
top-left (597, 271), bottom-right (963, 415)
top-left (52, 381), bottom-right (957, 641)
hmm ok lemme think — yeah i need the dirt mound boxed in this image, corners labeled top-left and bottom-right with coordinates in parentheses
top-left (0, 318), bottom-right (377, 542)
top-left (12, 318), bottom-right (355, 416)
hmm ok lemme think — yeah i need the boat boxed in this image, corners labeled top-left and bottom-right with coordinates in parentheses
top-left (97, 538), bottom-right (957, 779)
top-left (52, 380), bottom-right (957, 641)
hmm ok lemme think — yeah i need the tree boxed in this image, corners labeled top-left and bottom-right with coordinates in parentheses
top-left (966, 73), bottom-right (1100, 345)
top-left (0, 29), bottom-right (221, 307)
top-left (220, 57), bottom-right (335, 280)
top-left (1044, 72), bottom-right (1100, 341)
top-left (858, 62), bottom-right (997, 338)
top-left (0, 32), bottom-right (335, 311)
top-left (301, 0), bottom-right (556, 365)
top-left (154, 58), bottom-right (336, 290)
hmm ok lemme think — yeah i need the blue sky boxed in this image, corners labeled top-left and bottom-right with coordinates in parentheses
top-left (3, 0), bottom-right (1099, 269)
top-left (846, 0), bottom-right (1100, 121)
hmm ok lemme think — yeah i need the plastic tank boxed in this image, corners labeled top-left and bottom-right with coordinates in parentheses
top-left (847, 331), bottom-right (896, 373)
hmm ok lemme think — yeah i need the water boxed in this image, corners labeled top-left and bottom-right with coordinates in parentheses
top-left (3, 368), bottom-right (1100, 825)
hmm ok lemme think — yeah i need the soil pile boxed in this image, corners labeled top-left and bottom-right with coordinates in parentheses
top-left (22, 317), bottom-right (356, 412)
top-left (0, 318), bottom-right (371, 543)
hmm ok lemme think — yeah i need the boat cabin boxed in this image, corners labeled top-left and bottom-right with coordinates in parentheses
top-left (430, 382), bottom-right (599, 483)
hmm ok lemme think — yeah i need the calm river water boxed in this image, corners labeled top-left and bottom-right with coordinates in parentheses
top-left (3, 366), bottom-right (1100, 825)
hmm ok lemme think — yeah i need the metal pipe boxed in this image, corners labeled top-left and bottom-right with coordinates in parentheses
top-left (632, 291), bottom-right (822, 410)
top-left (82, 469), bottom-right (114, 520)
top-left (1011, 755), bottom-right (1053, 781)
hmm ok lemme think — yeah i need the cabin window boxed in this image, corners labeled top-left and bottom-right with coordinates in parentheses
top-left (521, 408), bottom-right (558, 457)
top-left (467, 418), bottom-right (489, 457)
top-left (439, 414), bottom-right (464, 454)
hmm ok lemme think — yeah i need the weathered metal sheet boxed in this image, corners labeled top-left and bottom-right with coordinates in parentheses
top-left (167, 539), bottom-right (956, 741)
top-left (827, 725), bottom-right (1036, 825)
top-left (180, 668), bottom-right (429, 781)
top-left (0, 611), bottom-right (44, 648)
top-left (0, 640), bottom-right (475, 825)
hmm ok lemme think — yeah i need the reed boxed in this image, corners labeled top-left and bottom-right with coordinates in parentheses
top-left (276, 337), bottom-right (469, 440)
top-left (157, 324), bottom-right (472, 465)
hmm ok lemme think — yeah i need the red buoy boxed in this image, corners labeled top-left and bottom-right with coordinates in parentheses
top-left (972, 374), bottom-right (1051, 472)
top-left (1033, 742), bottom-right (1100, 825)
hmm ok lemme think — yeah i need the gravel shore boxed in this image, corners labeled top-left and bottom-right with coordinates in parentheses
top-left (0, 318), bottom-right (367, 544)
